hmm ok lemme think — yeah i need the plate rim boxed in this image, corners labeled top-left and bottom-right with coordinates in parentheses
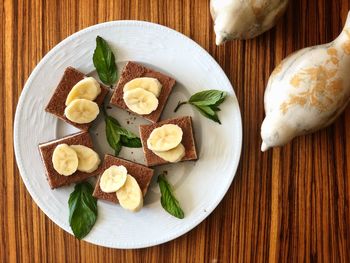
top-left (14, 20), bottom-right (242, 249)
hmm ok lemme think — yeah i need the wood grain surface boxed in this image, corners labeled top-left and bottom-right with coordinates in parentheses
top-left (1, 0), bottom-right (350, 262)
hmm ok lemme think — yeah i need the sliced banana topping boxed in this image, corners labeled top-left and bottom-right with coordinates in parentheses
top-left (64, 99), bottom-right (100, 124)
top-left (147, 124), bottom-right (183, 152)
top-left (52, 144), bottom-right (78, 176)
top-left (65, 77), bottom-right (101, 106)
top-left (123, 88), bottom-right (159, 115)
top-left (70, 145), bottom-right (100, 173)
top-left (99, 165), bottom-right (128, 193)
top-left (123, 77), bottom-right (162, 97)
top-left (153, 143), bottom-right (185, 163)
top-left (116, 174), bottom-right (143, 212)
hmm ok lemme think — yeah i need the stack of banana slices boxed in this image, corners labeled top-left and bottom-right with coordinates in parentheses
top-left (64, 77), bottom-right (101, 124)
top-left (123, 77), bottom-right (162, 115)
top-left (52, 144), bottom-right (101, 176)
top-left (147, 124), bottom-right (185, 163)
top-left (99, 165), bottom-right (143, 212)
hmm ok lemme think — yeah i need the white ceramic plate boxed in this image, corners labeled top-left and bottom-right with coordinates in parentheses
top-left (14, 21), bottom-right (242, 249)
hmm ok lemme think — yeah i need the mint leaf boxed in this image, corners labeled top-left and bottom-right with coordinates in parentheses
top-left (158, 174), bottom-right (184, 219)
top-left (210, 105), bottom-right (221, 111)
top-left (93, 36), bottom-right (118, 85)
top-left (107, 113), bottom-right (120, 126)
top-left (112, 125), bottom-right (139, 139)
top-left (68, 182), bottom-right (97, 240)
top-left (105, 116), bottom-right (121, 153)
top-left (120, 136), bottom-right (142, 148)
top-left (189, 90), bottom-right (226, 106)
top-left (195, 105), bottom-right (221, 124)
top-left (114, 142), bottom-right (122, 156)
top-left (195, 105), bottom-right (215, 116)
top-left (102, 106), bottom-right (142, 155)
top-left (174, 89), bottom-right (226, 124)
top-left (213, 96), bottom-right (226, 106)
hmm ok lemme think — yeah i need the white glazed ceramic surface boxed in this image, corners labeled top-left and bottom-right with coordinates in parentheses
top-left (210, 0), bottom-right (288, 44)
top-left (261, 12), bottom-right (350, 151)
top-left (14, 21), bottom-right (242, 249)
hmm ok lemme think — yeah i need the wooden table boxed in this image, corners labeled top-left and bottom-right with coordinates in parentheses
top-left (1, 0), bottom-right (350, 262)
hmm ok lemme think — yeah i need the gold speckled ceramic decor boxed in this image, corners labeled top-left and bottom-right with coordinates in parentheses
top-left (261, 11), bottom-right (350, 151)
top-left (210, 0), bottom-right (289, 44)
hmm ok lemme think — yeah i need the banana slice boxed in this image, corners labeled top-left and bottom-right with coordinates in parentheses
top-left (52, 144), bottom-right (78, 176)
top-left (123, 88), bottom-right (159, 115)
top-left (123, 77), bottom-right (162, 97)
top-left (147, 124), bottom-right (183, 152)
top-left (65, 77), bottom-right (101, 106)
top-left (153, 143), bottom-right (185, 163)
top-left (116, 174), bottom-right (143, 212)
top-left (99, 165), bottom-right (128, 193)
top-left (64, 99), bottom-right (99, 124)
top-left (70, 145), bottom-right (101, 173)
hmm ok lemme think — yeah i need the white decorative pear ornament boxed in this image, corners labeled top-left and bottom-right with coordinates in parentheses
top-left (261, 12), bottom-right (350, 151)
top-left (210, 0), bottom-right (288, 45)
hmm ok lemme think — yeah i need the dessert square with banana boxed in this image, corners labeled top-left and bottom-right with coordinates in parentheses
top-left (45, 67), bottom-right (109, 131)
top-left (93, 155), bottom-right (154, 204)
top-left (38, 131), bottom-right (102, 189)
top-left (139, 116), bottom-right (198, 167)
top-left (110, 62), bottom-right (176, 123)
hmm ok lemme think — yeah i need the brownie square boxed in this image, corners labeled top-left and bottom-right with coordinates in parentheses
top-left (110, 62), bottom-right (176, 123)
top-left (38, 131), bottom-right (102, 189)
top-left (93, 155), bottom-right (154, 203)
top-left (45, 67), bottom-right (109, 131)
top-left (139, 116), bottom-right (198, 167)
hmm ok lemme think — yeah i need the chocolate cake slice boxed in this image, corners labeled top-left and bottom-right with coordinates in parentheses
top-left (110, 62), bottom-right (175, 123)
top-left (139, 116), bottom-right (198, 167)
top-left (93, 155), bottom-right (154, 203)
top-left (38, 131), bottom-right (102, 189)
top-left (45, 67), bottom-right (109, 131)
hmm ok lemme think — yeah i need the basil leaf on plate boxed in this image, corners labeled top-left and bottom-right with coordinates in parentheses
top-left (107, 113), bottom-right (120, 126)
top-left (113, 125), bottom-right (142, 148)
top-left (188, 89), bottom-right (226, 106)
top-left (210, 105), bottom-right (221, 111)
top-left (174, 89), bottom-right (226, 124)
top-left (93, 36), bottom-right (118, 86)
top-left (195, 105), bottom-right (215, 116)
top-left (68, 182), bottom-right (97, 240)
top-left (195, 105), bottom-right (221, 124)
top-left (105, 115), bottom-right (122, 155)
top-left (102, 105), bottom-right (142, 155)
top-left (114, 141), bottom-right (123, 156)
top-left (120, 136), bottom-right (142, 148)
top-left (158, 174), bottom-right (184, 219)
top-left (112, 125), bottom-right (139, 139)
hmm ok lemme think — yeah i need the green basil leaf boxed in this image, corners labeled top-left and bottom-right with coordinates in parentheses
top-left (210, 105), bottom-right (221, 111)
top-left (213, 96), bottom-right (226, 106)
top-left (105, 115), bottom-right (123, 155)
top-left (158, 174), bottom-right (184, 219)
top-left (174, 90), bottom-right (226, 123)
top-left (108, 114), bottom-right (120, 126)
top-left (188, 90), bottom-right (226, 106)
top-left (112, 125), bottom-right (139, 139)
top-left (114, 141), bottom-right (122, 156)
top-left (120, 136), bottom-right (142, 148)
top-left (195, 105), bottom-right (215, 116)
top-left (93, 36), bottom-right (118, 85)
top-left (195, 105), bottom-right (221, 124)
top-left (105, 116), bottom-right (121, 151)
top-left (68, 182), bottom-right (97, 240)
top-left (104, 110), bottom-right (141, 153)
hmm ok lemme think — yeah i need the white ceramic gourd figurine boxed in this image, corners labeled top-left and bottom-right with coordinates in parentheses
top-left (210, 0), bottom-right (289, 45)
top-left (261, 11), bottom-right (350, 151)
